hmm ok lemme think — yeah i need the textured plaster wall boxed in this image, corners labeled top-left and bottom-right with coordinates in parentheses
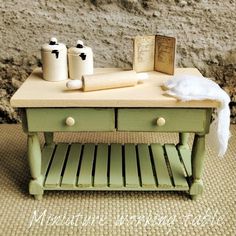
top-left (0, 0), bottom-right (235, 123)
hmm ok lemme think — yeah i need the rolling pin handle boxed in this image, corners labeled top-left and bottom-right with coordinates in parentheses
top-left (66, 80), bottom-right (83, 90)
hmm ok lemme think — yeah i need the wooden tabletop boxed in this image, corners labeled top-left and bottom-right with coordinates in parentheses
top-left (10, 67), bottom-right (219, 108)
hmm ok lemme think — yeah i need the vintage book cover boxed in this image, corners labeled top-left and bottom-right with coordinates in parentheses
top-left (133, 35), bottom-right (155, 72)
top-left (133, 35), bottom-right (176, 75)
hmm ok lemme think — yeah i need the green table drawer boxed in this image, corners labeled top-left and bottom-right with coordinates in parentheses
top-left (26, 108), bottom-right (115, 132)
top-left (117, 108), bottom-right (212, 133)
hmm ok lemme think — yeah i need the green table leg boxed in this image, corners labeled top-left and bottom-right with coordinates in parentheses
top-left (190, 134), bottom-right (205, 200)
top-left (28, 133), bottom-right (44, 200)
top-left (44, 132), bottom-right (54, 146)
top-left (178, 133), bottom-right (189, 149)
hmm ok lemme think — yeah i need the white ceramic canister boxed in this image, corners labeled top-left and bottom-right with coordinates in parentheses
top-left (41, 37), bottom-right (68, 81)
top-left (68, 40), bottom-right (93, 80)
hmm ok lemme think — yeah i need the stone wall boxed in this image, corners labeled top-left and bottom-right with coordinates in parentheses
top-left (1, 0), bottom-right (235, 123)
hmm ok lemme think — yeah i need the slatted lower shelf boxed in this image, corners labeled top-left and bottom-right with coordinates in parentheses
top-left (41, 143), bottom-right (192, 191)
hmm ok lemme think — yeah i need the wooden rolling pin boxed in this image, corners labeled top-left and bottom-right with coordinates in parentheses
top-left (66, 70), bottom-right (148, 92)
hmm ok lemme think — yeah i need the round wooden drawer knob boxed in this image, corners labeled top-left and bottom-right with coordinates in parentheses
top-left (65, 117), bottom-right (75, 126)
top-left (156, 117), bottom-right (166, 126)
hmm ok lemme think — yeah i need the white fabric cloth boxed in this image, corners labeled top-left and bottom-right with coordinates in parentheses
top-left (163, 74), bottom-right (231, 157)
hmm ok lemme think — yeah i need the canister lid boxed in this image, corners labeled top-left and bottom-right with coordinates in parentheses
top-left (76, 40), bottom-right (84, 48)
top-left (41, 37), bottom-right (67, 52)
top-left (68, 40), bottom-right (92, 55)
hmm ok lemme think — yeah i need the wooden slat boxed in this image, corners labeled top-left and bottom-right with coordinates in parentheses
top-left (164, 144), bottom-right (188, 188)
top-left (151, 144), bottom-right (172, 188)
top-left (41, 144), bottom-right (55, 176)
top-left (124, 144), bottom-right (139, 187)
top-left (109, 144), bottom-right (123, 187)
top-left (137, 144), bottom-right (156, 188)
top-left (94, 144), bottom-right (109, 187)
top-left (45, 143), bottom-right (68, 187)
top-left (77, 144), bottom-right (95, 187)
top-left (41, 142), bottom-right (191, 191)
top-left (177, 147), bottom-right (192, 177)
top-left (61, 144), bottom-right (82, 187)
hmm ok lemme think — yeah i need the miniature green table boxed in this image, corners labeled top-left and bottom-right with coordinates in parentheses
top-left (10, 68), bottom-right (218, 200)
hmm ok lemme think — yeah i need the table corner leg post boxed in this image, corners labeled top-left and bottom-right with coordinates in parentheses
top-left (28, 133), bottom-right (44, 200)
top-left (178, 133), bottom-right (189, 149)
top-left (44, 132), bottom-right (54, 146)
top-left (190, 133), bottom-right (205, 200)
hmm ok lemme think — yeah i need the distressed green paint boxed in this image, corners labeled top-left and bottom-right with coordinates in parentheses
top-left (29, 176), bottom-right (44, 195)
top-left (26, 108), bottom-right (115, 132)
top-left (39, 143), bottom-right (191, 192)
top-left (61, 144), bottom-right (82, 187)
top-left (44, 132), bottom-right (54, 145)
top-left (177, 147), bottom-right (192, 177)
top-left (164, 144), bottom-right (189, 188)
top-left (151, 144), bottom-right (172, 188)
top-left (94, 144), bottom-right (109, 187)
top-left (28, 133), bottom-right (42, 179)
top-left (41, 144), bottom-right (56, 176)
top-left (77, 144), bottom-right (95, 187)
top-left (118, 108), bottom-right (212, 133)
top-left (190, 134), bottom-right (205, 199)
top-left (109, 144), bottom-right (123, 187)
top-left (34, 194), bottom-right (43, 200)
top-left (27, 133), bottom-right (44, 199)
top-left (45, 143), bottom-right (68, 187)
top-left (178, 133), bottom-right (189, 149)
top-left (23, 106), bottom-right (213, 200)
top-left (124, 144), bottom-right (139, 187)
top-left (137, 144), bottom-right (156, 188)
top-left (20, 109), bottom-right (28, 133)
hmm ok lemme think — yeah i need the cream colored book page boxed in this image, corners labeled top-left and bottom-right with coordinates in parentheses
top-left (133, 36), bottom-right (155, 72)
top-left (154, 35), bottom-right (176, 75)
